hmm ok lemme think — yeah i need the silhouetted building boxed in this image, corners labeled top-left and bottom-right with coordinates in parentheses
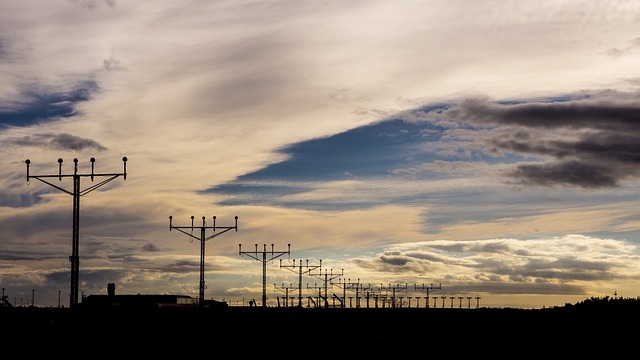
top-left (82, 283), bottom-right (227, 309)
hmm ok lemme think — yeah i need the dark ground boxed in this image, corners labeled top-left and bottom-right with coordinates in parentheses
top-left (3, 298), bottom-right (638, 352)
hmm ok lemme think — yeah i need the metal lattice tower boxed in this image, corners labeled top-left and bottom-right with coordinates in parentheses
top-left (169, 215), bottom-right (238, 306)
top-left (239, 243), bottom-right (290, 307)
top-left (25, 157), bottom-right (127, 308)
top-left (279, 258), bottom-right (320, 308)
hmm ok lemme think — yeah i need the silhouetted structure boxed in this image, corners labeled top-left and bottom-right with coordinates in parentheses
top-left (280, 258), bottom-right (320, 307)
top-left (82, 283), bottom-right (227, 309)
top-left (169, 215), bottom-right (238, 306)
top-left (25, 157), bottom-right (127, 308)
top-left (239, 243), bottom-right (290, 307)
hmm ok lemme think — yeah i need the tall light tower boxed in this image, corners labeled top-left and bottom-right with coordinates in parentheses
top-left (308, 261), bottom-right (343, 309)
top-left (25, 157), bottom-right (127, 308)
top-left (414, 283), bottom-right (441, 308)
top-left (169, 215), bottom-right (238, 306)
top-left (279, 259), bottom-right (320, 308)
top-left (239, 243), bottom-right (290, 307)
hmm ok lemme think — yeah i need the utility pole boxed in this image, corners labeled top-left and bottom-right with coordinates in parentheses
top-left (169, 215), bottom-right (238, 306)
top-left (25, 157), bottom-right (127, 308)
top-left (239, 243), bottom-right (290, 307)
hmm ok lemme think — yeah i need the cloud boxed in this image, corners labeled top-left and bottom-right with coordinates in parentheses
top-left (348, 235), bottom-right (640, 296)
top-left (71, 0), bottom-right (116, 10)
top-left (6, 133), bottom-right (107, 151)
top-left (433, 92), bottom-right (640, 188)
top-left (0, 80), bottom-right (99, 127)
top-left (604, 37), bottom-right (640, 58)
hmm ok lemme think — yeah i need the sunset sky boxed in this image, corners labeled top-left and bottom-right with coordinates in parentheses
top-left (2, 0), bottom-right (640, 309)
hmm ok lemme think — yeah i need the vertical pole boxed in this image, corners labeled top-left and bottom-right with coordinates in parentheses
top-left (298, 261), bottom-right (303, 307)
top-left (70, 167), bottom-right (80, 307)
top-left (262, 244), bottom-right (267, 307)
top-left (343, 279), bottom-right (346, 308)
top-left (199, 225), bottom-right (206, 304)
top-left (426, 288), bottom-right (430, 308)
top-left (324, 272), bottom-right (328, 308)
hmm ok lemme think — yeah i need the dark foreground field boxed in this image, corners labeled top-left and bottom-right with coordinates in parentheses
top-left (3, 297), bottom-right (638, 352)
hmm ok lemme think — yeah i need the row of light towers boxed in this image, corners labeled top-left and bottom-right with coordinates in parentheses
top-left (23, 157), bottom-right (478, 310)
top-left (0, 287), bottom-right (35, 308)
top-left (273, 265), bottom-right (449, 309)
top-left (272, 280), bottom-right (481, 309)
top-left (25, 156), bottom-right (246, 308)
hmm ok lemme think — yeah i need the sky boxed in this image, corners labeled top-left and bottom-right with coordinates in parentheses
top-left (2, 0), bottom-right (640, 310)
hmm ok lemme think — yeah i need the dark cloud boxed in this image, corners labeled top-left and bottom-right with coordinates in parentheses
top-left (511, 160), bottom-right (617, 188)
top-left (103, 58), bottom-right (121, 71)
top-left (0, 38), bottom-right (7, 60)
top-left (0, 192), bottom-right (41, 208)
top-left (604, 37), bottom-right (640, 58)
top-left (142, 243), bottom-right (161, 252)
top-left (0, 80), bottom-right (98, 127)
top-left (442, 94), bottom-right (640, 130)
top-left (7, 132), bottom-right (107, 151)
top-left (439, 93), bottom-right (640, 188)
top-left (71, 0), bottom-right (116, 10)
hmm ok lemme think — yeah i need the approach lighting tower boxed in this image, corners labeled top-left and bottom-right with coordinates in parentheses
top-left (25, 157), bottom-right (127, 308)
top-left (414, 283), bottom-right (442, 308)
top-left (239, 243), bottom-right (290, 307)
top-left (309, 261), bottom-right (343, 308)
top-left (169, 215), bottom-right (238, 306)
top-left (380, 283), bottom-right (408, 308)
top-left (279, 259), bottom-right (320, 307)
